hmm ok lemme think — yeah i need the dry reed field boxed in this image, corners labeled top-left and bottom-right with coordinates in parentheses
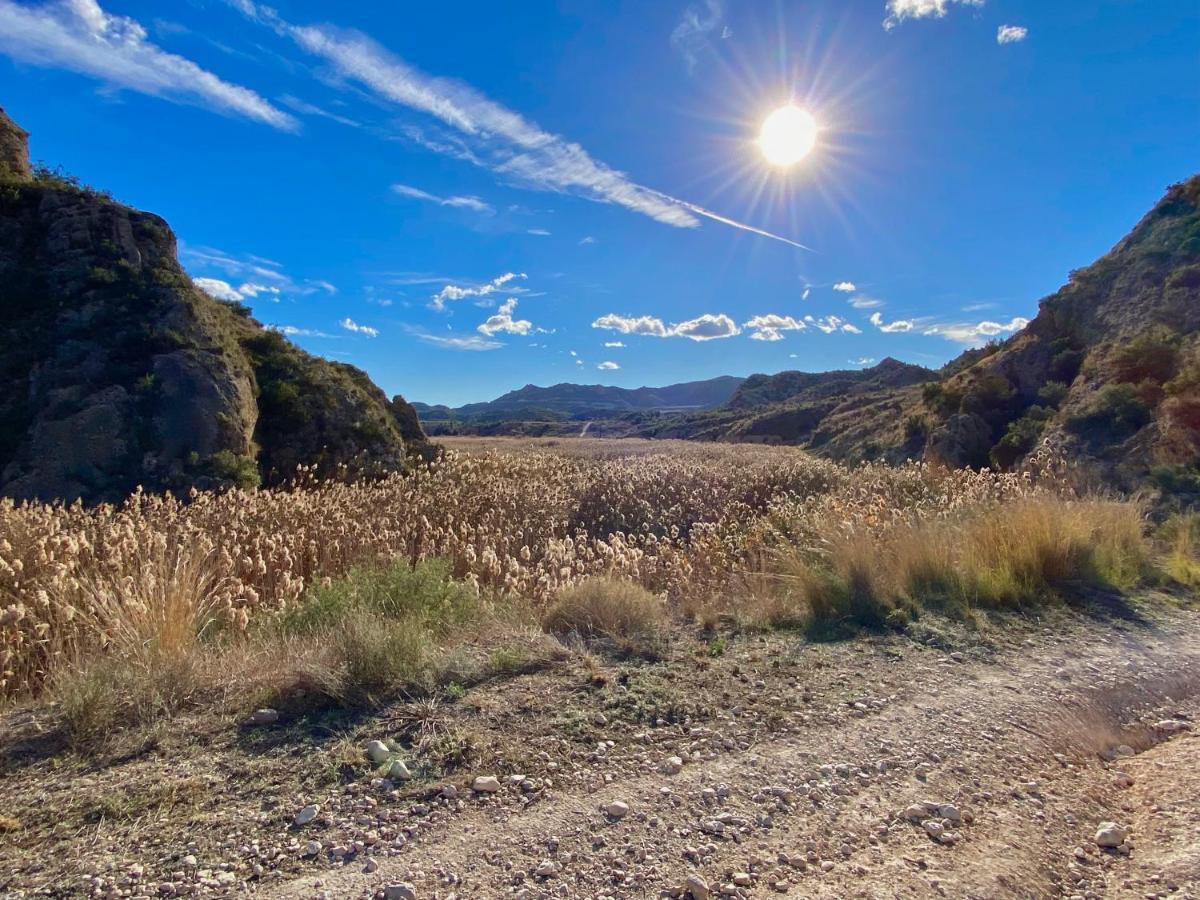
top-left (0, 437), bottom-right (1185, 739)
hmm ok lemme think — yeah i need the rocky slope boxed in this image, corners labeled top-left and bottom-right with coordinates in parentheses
top-left (0, 107), bottom-right (425, 504)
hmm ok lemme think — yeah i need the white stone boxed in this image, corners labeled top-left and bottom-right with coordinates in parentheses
top-left (1154, 719), bottom-right (1190, 735)
top-left (384, 885), bottom-right (417, 900)
top-left (924, 820), bottom-right (945, 842)
top-left (535, 859), bottom-right (560, 877)
top-left (605, 800), bottom-right (629, 819)
top-left (366, 740), bottom-right (391, 763)
top-left (661, 756), bottom-right (684, 775)
top-left (389, 760), bottom-right (412, 780)
top-left (247, 708), bottom-right (279, 726)
top-left (294, 804), bottom-right (319, 826)
top-left (472, 775), bottom-right (502, 793)
top-left (302, 840), bottom-right (322, 857)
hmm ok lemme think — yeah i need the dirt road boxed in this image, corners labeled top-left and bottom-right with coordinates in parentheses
top-left (3, 598), bottom-right (1198, 899)
top-left (263, 601), bottom-right (1200, 900)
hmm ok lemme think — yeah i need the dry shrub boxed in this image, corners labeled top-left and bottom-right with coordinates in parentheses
top-left (1158, 513), bottom-right (1200, 588)
top-left (543, 577), bottom-right (667, 657)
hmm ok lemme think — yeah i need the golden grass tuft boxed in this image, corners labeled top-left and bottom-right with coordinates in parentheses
top-left (543, 577), bottom-right (667, 657)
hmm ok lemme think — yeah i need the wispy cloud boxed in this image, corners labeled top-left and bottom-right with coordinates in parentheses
top-left (850, 357), bottom-right (877, 365)
top-left (391, 183), bottom-right (493, 214)
top-left (869, 311), bottom-right (915, 333)
top-left (527, 228), bottom-right (551, 236)
top-left (579, 235), bottom-right (596, 245)
top-left (604, 341), bottom-right (625, 348)
top-left (183, 245), bottom-right (336, 296)
top-left (848, 295), bottom-right (884, 309)
top-left (884, 0), bottom-right (984, 30)
top-left (279, 93), bottom-right (361, 128)
top-left (477, 297), bottom-right (533, 336)
top-left (597, 361), bottom-right (619, 370)
top-left (745, 314), bottom-right (806, 342)
top-left (805, 314), bottom-right (861, 334)
top-left (340, 317), bottom-right (379, 337)
top-left (410, 329), bottom-right (503, 351)
top-left (430, 272), bottom-right (526, 311)
top-left (270, 324), bottom-right (333, 338)
top-left (925, 316), bottom-right (1028, 344)
top-left (832, 281), bottom-right (857, 293)
top-left (670, 0), bottom-right (723, 72)
top-left (0, 0), bottom-right (297, 130)
top-left (996, 24), bottom-right (1028, 44)
top-left (230, 1), bottom-right (807, 248)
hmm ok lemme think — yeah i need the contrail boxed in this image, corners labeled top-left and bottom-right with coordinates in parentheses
top-left (662, 195), bottom-right (814, 251)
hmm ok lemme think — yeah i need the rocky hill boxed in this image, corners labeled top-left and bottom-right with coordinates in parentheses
top-left (0, 107), bottom-right (425, 504)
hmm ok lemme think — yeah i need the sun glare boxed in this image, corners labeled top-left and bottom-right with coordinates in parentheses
top-left (758, 105), bottom-right (818, 168)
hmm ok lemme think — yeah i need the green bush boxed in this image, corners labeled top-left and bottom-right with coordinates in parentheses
top-left (205, 450), bottom-right (261, 490)
top-left (1110, 326), bottom-right (1180, 385)
top-left (1067, 384), bottom-right (1153, 437)
top-left (989, 406), bottom-right (1053, 470)
top-left (1038, 381), bottom-right (1069, 408)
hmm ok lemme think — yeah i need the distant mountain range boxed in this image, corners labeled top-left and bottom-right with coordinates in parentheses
top-left (422, 176), bottom-right (1200, 494)
top-left (414, 376), bottom-right (744, 426)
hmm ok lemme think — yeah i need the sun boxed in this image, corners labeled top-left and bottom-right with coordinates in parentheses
top-left (758, 105), bottom-right (818, 168)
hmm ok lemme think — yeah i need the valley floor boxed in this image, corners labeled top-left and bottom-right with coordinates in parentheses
top-left (3, 596), bottom-right (1200, 899)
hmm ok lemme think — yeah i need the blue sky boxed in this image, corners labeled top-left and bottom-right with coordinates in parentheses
top-left (1, 0), bottom-right (1197, 406)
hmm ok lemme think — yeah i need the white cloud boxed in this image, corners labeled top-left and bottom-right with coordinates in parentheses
top-left (869, 311), bottom-right (914, 333)
top-left (194, 277), bottom-right (242, 303)
top-left (671, 0), bottom-right (723, 72)
top-left (579, 235), bottom-right (596, 245)
top-left (802, 287), bottom-right (811, 300)
top-left (431, 272), bottom-right (526, 311)
top-left (391, 183), bottom-right (493, 214)
top-left (804, 314), bottom-right (860, 334)
top-left (997, 24), bottom-right (1028, 44)
top-left (604, 341), bottom-right (625, 348)
top-left (927, 316), bottom-right (1029, 344)
top-left (848, 295), bottom-right (884, 309)
top-left (850, 357), bottom-right (877, 365)
top-left (673, 313), bottom-right (740, 341)
top-left (832, 281), bottom-right (857, 292)
top-left (230, 1), bottom-right (807, 249)
top-left (527, 228), bottom-right (551, 236)
top-left (744, 314), bottom-right (806, 342)
top-left (0, 0), bottom-right (297, 130)
top-left (884, 0), bottom-right (985, 29)
top-left (592, 313), bottom-right (671, 338)
top-left (340, 317), bottom-right (379, 337)
top-left (597, 361), bottom-right (619, 370)
top-left (477, 298), bottom-right (533, 336)
top-left (591, 311), bottom-right (738, 341)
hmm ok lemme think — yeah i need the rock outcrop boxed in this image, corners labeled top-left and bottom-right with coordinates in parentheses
top-left (0, 108), bottom-right (426, 503)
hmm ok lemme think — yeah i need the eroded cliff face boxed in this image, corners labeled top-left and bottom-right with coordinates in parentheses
top-left (0, 107), bottom-right (425, 503)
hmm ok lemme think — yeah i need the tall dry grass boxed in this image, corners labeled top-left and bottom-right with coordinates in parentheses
top-left (0, 438), bottom-right (1162, 719)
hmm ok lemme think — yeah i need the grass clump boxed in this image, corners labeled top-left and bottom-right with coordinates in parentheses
top-left (765, 497), bottom-right (1150, 638)
top-left (275, 559), bottom-right (484, 701)
top-left (543, 577), bottom-right (667, 657)
top-left (1157, 513), bottom-right (1200, 588)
